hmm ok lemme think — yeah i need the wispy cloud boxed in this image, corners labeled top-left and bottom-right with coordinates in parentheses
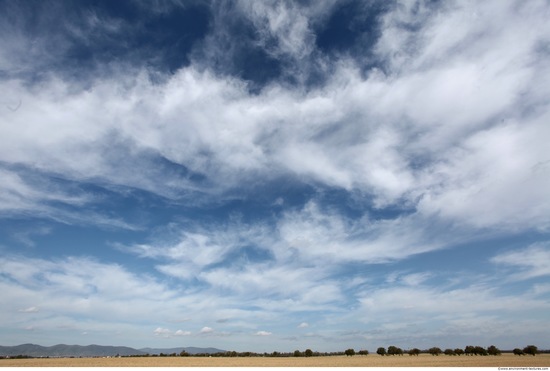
top-left (154, 327), bottom-right (191, 338)
top-left (18, 306), bottom-right (39, 313)
top-left (491, 242), bottom-right (550, 280)
top-left (153, 327), bottom-right (171, 337)
top-left (2, 23), bottom-right (549, 230)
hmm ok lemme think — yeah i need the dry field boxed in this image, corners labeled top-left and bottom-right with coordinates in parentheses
top-left (1, 353), bottom-right (550, 367)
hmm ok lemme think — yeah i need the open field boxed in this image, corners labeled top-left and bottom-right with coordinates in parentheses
top-left (1, 353), bottom-right (549, 367)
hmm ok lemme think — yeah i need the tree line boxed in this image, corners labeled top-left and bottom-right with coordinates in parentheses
top-left (139, 345), bottom-right (541, 358)
top-left (373, 344), bottom-right (539, 356)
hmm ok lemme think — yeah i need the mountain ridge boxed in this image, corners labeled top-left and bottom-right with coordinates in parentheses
top-left (0, 344), bottom-right (225, 357)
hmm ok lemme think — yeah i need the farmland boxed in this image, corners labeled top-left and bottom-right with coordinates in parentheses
top-left (1, 353), bottom-right (549, 367)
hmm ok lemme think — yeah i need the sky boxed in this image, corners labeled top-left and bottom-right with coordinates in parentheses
top-left (1, 0), bottom-right (549, 353)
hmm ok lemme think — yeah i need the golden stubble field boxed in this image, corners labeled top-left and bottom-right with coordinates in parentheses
top-left (1, 353), bottom-right (549, 367)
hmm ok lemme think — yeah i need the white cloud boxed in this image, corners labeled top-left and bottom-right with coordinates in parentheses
top-left (397, 272), bottom-right (432, 287)
top-left (239, 1), bottom-right (316, 60)
top-left (416, 119), bottom-right (550, 231)
top-left (153, 327), bottom-right (172, 337)
top-left (491, 242), bottom-right (550, 280)
top-left (1, 255), bottom-right (180, 324)
top-left (197, 0), bottom-right (336, 85)
top-left (199, 262), bottom-right (344, 311)
top-left (122, 220), bottom-right (277, 280)
top-left (200, 326), bottom-right (213, 334)
top-left (0, 0), bottom-right (547, 237)
top-left (277, 201), bottom-right (457, 264)
top-left (18, 306), bottom-right (39, 313)
top-left (153, 327), bottom-right (191, 338)
top-left (120, 203), bottom-right (462, 297)
top-left (2, 13), bottom-right (549, 232)
top-left (255, 330), bottom-right (272, 336)
top-left (10, 226), bottom-right (51, 247)
top-left (356, 283), bottom-right (550, 326)
top-left (298, 322), bottom-right (309, 328)
top-left (0, 168), bottom-right (90, 212)
top-left (532, 283), bottom-right (550, 296)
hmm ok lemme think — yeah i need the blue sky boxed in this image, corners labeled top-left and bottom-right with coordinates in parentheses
top-left (1, 0), bottom-right (550, 353)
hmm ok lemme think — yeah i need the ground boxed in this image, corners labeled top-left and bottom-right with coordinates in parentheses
top-left (1, 353), bottom-right (549, 367)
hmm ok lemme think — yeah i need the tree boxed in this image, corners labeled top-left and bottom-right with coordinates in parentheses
top-left (487, 345), bottom-right (501, 356)
top-left (454, 348), bottom-right (464, 356)
top-left (513, 348), bottom-right (524, 356)
top-left (444, 348), bottom-right (455, 356)
top-left (358, 350), bottom-right (369, 356)
top-left (387, 346), bottom-right (399, 356)
top-left (428, 347), bottom-right (442, 356)
top-left (304, 349), bottom-right (313, 357)
top-left (523, 345), bottom-right (538, 356)
top-left (474, 346), bottom-right (488, 356)
top-left (345, 349), bottom-right (356, 356)
top-left (294, 350), bottom-right (302, 357)
top-left (179, 350), bottom-right (190, 357)
top-left (464, 346), bottom-right (475, 356)
top-left (376, 347), bottom-right (386, 356)
top-left (408, 348), bottom-right (420, 356)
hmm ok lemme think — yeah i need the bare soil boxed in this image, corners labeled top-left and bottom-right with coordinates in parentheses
top-left (1, 353), bottom-right (549, 367)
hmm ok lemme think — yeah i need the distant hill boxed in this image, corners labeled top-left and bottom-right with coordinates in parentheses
top-left (0, 344), bottom-right (225, 357)
top-left (140, 346), bottom-right (226, 355)
top-left (0, 343), bottom-right (145, 357)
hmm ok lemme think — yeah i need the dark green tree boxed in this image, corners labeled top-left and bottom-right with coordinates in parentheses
top-left (523, 345), bottom-right (538, 356)
top-left (444, 348), bottom-right (455, 356)
top-left (408, 348), bottom-right (420, 356)
top-left (304, 349), bottom-right (313, 357)
top-left (345, 349), bottom-right (356, 356)
top-left (454, 348), bottom-right (464, 356)
top-left (428, 347), bottom-right (442, 356)
top-left (376, 347), bottom-right (386, 356)
top-left (358, 350), bottom-right (369, 356)
top-left (464, 345), bottom-right (475, 356)
top-left (294, 350), bottom-right (302, 357)
top-left (387, 346), bottom-right (399, 355)
top-left (487, 345), bottom-right (501, 356)
top-left (513, 348), bottom-right (524, 356)
top-left (474, 346), bottom-right (488, 356)
top-left (179, 350), bottom-right (190, 357)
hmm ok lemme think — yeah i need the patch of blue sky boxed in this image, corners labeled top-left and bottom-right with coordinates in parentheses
top-left (316, 1), bottom-right (387, 53)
